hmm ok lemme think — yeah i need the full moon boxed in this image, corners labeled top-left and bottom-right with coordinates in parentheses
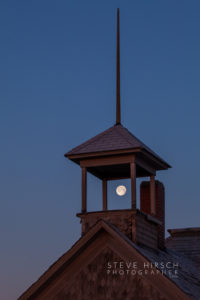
top-left (116, 185), bottom-right (127, 196)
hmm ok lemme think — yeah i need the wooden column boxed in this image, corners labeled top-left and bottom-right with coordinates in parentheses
top-left (102, 179), bottom-right (107, 211)
top-left (130, 162), bottom-right (136, 209)
top-left (82, 167), bottom-right (87, 213)
top-left (150, 175), bottom-right (156, 215)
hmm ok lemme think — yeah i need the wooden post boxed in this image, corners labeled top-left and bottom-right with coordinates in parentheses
top-left (82, 167), bottom-right (87, 213)
top-left (102, 179), bottom-right (107, 210)
top-left (130, 162), bottom-right (136, 209)
top-left (150, 175), bottom-right (156, 215)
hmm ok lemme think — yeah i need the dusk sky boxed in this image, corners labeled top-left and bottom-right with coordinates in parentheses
top-left (1, 1), bottom-right (200, 299)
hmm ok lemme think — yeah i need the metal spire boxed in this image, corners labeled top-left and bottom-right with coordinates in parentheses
top-left (116, 8), bottom-right (121, 125)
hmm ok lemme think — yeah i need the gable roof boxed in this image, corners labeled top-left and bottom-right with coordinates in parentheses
top-left (65, 124), bottom-right (170, 169)
top-left (139, 244), bottom-right (200, 300)
top-left (18, 220), bottom-right (199, 300)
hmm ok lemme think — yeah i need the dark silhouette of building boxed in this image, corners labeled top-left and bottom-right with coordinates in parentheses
top-left (19, 9), bottom-right (200, 300)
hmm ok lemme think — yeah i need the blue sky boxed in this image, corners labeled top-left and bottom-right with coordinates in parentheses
top-left (1, 1), bottom-right (200, 299)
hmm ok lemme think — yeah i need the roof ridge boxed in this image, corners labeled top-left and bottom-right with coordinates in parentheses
top-left (123, 126), bottom-right (150, 148)
top-left (114, 125), bottom-right (137, 147)
top-left (124, 126), bottom-right (169, 164)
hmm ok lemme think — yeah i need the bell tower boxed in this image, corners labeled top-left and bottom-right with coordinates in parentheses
top-left (65, 9), bottom-right (170, 250)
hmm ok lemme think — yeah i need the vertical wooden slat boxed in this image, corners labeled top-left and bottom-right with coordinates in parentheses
top-left (130, 162), bottom-right (136, 209)
top-left (102, 179), bottom-right (107, 210)
top-left (82, 167), bottom-right (87, 213)
top-left (150, 175), bottom-right (156, 215)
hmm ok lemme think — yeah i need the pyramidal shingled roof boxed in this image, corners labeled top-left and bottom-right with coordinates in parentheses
top-left (66, 124), bottom-right (140, 155)
top-left (65, 124), bottom-right (169, 167)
